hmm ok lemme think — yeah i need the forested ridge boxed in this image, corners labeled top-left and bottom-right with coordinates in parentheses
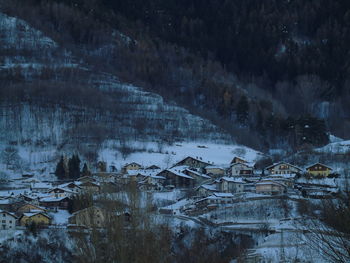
top-left (1, 0), bottom-right (349, 151)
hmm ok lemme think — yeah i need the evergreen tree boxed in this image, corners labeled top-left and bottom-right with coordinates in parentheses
top-left (55, 156), bottom-right (66, 180)
top-left (236, 95), bottom-right (249, 125)
top-left (81, 163), bottom-right (91, 177)
top-left (68, 154), bottom-right (81, 179)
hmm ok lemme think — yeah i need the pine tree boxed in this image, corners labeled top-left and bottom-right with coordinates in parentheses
top-left (68, 154), bottom-right (81, 179)
top-left (55, 156), bottom-right (66, 180)
top-left (81, 163), bottom-right (91, 177)
top-left (236, 95), bottom-right (249, 125)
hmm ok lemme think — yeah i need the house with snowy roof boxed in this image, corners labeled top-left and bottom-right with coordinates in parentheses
top-left (30, 182), bottom-right (52, 192)
top-left (205, 165), bottom-right (228, 177)
top-left (265, 162), bottom-right (302, 175)
top-left (19, 212), bottom-right (51, 226)
top-left (48, 187), bottom-right (78, 198)
top-left (230, 162), bottom-right (254, 177)
top-left (219, 177), bottom-right (246, 193)
top-left (68, 206), bottom-right (110, 228)
top-left (196, 184), bottom-right (219, 197)
top-left (183, 168), bottom-right (211, 185)
top-left (0, 210), bottom-right (17, 230)
top-left (172, 156), bottom-right (211, 169)
top-left (230, 156), bottom-right (248, 165)
top-left (139, 174), bottom-right (166, 190)
top-left (256, 180), bottom-right (287, 195)
top-left (122, 162), bottom-right (143, 173)
top-left (16, 203), bottom-right (47, 214)
top-left (157, 168), bottom-right (194, 188)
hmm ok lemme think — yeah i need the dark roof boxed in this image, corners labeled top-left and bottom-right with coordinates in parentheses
top-left (306, 163), bottom-right (333, 171)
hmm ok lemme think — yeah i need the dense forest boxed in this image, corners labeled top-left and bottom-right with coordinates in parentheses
top-left (2, 0), bottom-right (349, 151)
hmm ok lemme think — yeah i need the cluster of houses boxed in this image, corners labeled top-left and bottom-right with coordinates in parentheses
top-left (0, 155), bottom-right (338, 230)
top-left (0, 176), bottom-right (102, 230)
top-left (117, 156), bottom-right (338, 210)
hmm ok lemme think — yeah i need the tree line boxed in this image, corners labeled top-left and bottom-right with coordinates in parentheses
top-left (1, 0), bottom-right (342, 150)
top-left (55, 154), bottom-right (91, 180)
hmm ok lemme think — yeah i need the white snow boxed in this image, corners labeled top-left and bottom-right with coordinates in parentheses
top-left (99, 141), bottom-right (263, 170)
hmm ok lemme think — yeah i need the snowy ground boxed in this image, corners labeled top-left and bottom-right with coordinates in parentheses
top-left (49, 209), bottom-right (70, 225)
top-left (99, 141), bottom-right (264, 170)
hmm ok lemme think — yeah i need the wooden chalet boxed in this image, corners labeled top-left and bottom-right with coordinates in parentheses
top-left (265, 162), bottom-right (302, 175)
top-left (306, 163), bottom-right (333, 177)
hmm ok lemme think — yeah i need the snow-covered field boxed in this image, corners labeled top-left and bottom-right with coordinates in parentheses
top-left (99, 141), bottom-right (263, 170)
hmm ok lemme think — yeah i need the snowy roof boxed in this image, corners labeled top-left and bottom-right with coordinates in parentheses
top-left (221, 177), bottom-right (245, 183)
top-left (0, 210), bottom-right (17, 218)
top-left (198, 184), bottom-right (218, 191)
top-left (0, 199), bottom-right (10, 205)
top-left (172, 156), bottom-right (211, 167)
top-left (40, 196), bottom-right (70, 202)
top-left (22, 212), bottom-right (50, 219)
top-left (213, 192), bottom-right (234, 198)
top-left (166, 168), bottom-right (194, 179)
top-left (185, 169), bottom-right (211, 179)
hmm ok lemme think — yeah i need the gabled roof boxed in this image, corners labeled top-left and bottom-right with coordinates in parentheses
top-left (196, 184), bottom-right (218, 192)
top-left (17, 202), bottom-right (46, 211)
top-left (0, 210), bottom-right (17, 218)
top-left (265, 162), bottom-right (302, 171)
top-left (213, 192), bottom-right (234, 198)
top-left (124, 162), bottom-right (142, 167)
top-left (306, 163), bottom-right (333, 171)
top-left (230, 156), bottom-right (248, 164)
top-left (161, 168), bottom-right (194, 180)
top-left (21, 211), bottom-right (51, 219)
top-left (172, 156), bottom-right (211, 167)
top-left (39, 196), bottom-right (70, 202)
top-left (184, 169), bottom-right (211, 179)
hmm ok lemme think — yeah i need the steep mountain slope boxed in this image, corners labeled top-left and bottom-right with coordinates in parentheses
top-left (0, 11), bottom-right (233, 173)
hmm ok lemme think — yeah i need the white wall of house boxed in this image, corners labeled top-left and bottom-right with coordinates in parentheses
top-left (1, 212), bottom-right (16, 230)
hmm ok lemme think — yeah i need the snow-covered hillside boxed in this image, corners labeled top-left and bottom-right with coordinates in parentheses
top-left (0, 12), bottom-right (247, 176)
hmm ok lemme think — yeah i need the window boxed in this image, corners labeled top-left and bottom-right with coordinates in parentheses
top-left (2, 220), bottom-right (5, 223)
top-left (2, 214), bottom-right (5, 217)
top-left (9, 220), bottom-right (12, 223)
